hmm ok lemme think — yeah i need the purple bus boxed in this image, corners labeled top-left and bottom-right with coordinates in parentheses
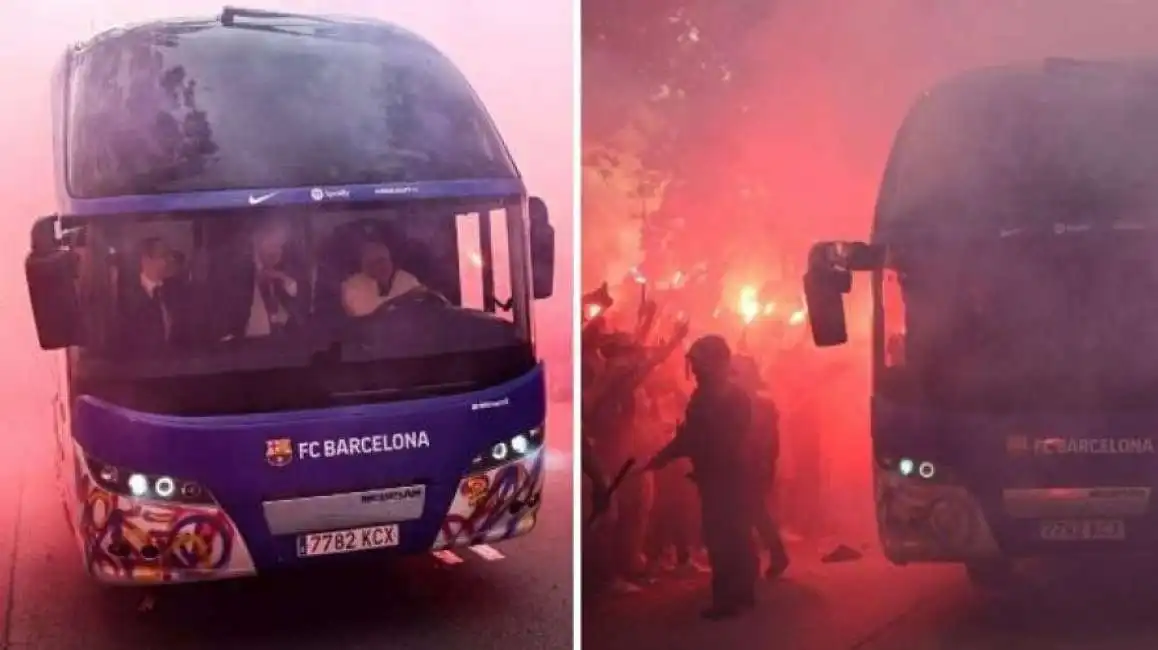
top-left (803, 58), bottom-right (1158, 587)
top-left (24, 7), bottom-right (556, 585)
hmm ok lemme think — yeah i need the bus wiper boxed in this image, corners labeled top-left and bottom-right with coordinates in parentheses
top-left (219, 6), bottom-right (388, 42)
top-left (220, 6), bottom-right (342, 27)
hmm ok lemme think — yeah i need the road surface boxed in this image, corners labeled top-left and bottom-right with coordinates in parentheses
top-left (0, 398), bottom-right (573, 650)
top-left (583, 543), bottom-right (1158, 650)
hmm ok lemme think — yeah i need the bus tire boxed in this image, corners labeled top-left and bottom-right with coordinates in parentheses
top-left (965, 559), bottom-right (1013, 590)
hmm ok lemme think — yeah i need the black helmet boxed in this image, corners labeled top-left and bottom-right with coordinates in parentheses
top-left (686, 334), bottom-right (732, 373)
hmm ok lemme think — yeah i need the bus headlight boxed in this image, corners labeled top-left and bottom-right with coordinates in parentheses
top-left (879, 455), bottom-right (956, 484)
top-left (472, 426), bottom-right (544, 471)
top-left (85, 454), bottom-right (214, 505)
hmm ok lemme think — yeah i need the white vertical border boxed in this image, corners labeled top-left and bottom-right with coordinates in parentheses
top-left (570, 0), bottom-right (583, 644)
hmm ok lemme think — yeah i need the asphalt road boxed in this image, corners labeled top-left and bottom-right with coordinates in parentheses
top-left (583, 543), bottom-right (1158, 650)
top-left (0, 399), bottom-right (573, 650)
top-left (858, 556), bottom-right (1158, 650)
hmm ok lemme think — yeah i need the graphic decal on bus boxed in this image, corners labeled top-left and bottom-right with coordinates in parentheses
top-left (75, 449), bottom-right (257, 583)
top-left (433, 450), bottom-right (544, 549)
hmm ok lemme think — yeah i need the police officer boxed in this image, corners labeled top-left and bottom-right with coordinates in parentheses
top-left (732, 355), bottom-right (790, 579)
top-left (643, 334), bottom-right (758, 620)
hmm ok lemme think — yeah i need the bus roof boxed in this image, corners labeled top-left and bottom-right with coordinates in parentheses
top-left (75, 7), bottom-right (437, 55)
top-left (874, 57), bottom-right (1158, 239)
top-left (55, 7), bottom-right (523, 219)
top-left (933, 57), bottom-right (1158, 93)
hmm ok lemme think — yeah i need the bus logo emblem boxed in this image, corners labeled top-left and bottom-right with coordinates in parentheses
top-left (1007, 435), bottom-right (1030, 455)
top-left (266, 439), bottom-right (293, 467)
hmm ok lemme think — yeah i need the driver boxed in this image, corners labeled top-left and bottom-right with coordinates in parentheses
top-left (341, 239), bottom-right (428, 317)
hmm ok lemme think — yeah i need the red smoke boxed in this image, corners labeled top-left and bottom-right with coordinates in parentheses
top-left (582, 0), bottom-right (1158, 543)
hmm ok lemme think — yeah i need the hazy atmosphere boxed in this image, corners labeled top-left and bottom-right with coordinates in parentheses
top-left (582, 1), bottom-right (1158, 649)
top-left (0, 2), bottom-right (574, 649)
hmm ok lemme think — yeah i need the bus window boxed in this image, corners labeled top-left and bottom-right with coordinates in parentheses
top-left (67, 199), bottom-right (533, 414)
top-left (66, 22), bottom-right (514, 198)
top-left (488, 209), bottom-right (516, 323)
top-left (457, 212), bottom-right (484, 312)
top-left (881, 268), bottom-right (906, 369)
top-left (456, 210), bottom-right (516, 324)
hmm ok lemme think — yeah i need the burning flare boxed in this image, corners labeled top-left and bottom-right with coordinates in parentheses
top-left (738, 285), bottom-right (761, 324)
top-left (735, 284), bottom-right (807, 326)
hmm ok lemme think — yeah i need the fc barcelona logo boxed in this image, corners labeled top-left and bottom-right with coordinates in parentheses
top-left (266, 439), bottom-right (293, 467)
top-left (1006, 435), bottom-right (1030, 456)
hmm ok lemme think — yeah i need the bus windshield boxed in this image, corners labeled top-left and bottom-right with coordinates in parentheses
top-left (68, 199), bottom-right (533, 411)
top-left (878, 63), bottom-right (1158, 235)
top-left (878, 233), bottom-right (1158, 411)
top-left (65, 16), bottom-right (514, 197)
top-left (53, 16), bottom-right (538, 415)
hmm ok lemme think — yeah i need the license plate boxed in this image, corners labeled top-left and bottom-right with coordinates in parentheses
top-left (296, 524), bottom-right (400, 557)
top-left (1039, 519), bottom-right (1125, 541)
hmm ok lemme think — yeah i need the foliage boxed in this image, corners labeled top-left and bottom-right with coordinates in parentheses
top-left (581, 0), bottom-right (781, 279)
top-left (582, 1), bottom-right (775, 140)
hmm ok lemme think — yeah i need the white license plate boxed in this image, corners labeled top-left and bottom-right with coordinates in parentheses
top-left (297, 524), bottom-right (400, 557)
top-left (1039, 519), bottom-right (1125, 541)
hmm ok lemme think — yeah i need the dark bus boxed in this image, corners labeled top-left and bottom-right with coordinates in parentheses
top-left (25, 7), bottom-right (556, 585)
top-left (803, 58), bottom-right (1158, 586)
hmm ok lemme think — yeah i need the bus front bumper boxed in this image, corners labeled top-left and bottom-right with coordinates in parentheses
top-left (76, 451), bottom-right (545, 586)
top-left (875, 467), bottom-right (1004, 565)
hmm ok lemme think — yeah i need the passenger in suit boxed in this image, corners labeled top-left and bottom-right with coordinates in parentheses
top-left (214, 219), bottom-right (309, 339)
top-left (116, 236), bottom-right (186, 352)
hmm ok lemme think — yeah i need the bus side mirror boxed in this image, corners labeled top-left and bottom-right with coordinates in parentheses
top-left (802, 240), bottom-right (884, 347)
top-left (804, 265), bottom-right (849, 347)
top-left (528, 196), bottom-right (555, 300)
top-left (26, 217), bottom-right (81, 350)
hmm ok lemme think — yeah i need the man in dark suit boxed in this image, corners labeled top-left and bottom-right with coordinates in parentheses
top-left (214, 219), bottom-right (309, 339)
top-left (116, 236), bottom-right (185, 352)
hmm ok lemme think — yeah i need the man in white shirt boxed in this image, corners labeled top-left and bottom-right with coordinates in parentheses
top-left (341, 239), bottom-right (428, 317)
top-left (213, 220), bottom-right (307, 340)
top-left (244, 221), bottom-right (300, 337)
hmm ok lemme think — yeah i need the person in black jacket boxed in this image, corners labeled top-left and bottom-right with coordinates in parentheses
top-left (643, 335), bottom-right (757, 620)
top-left (732, 354), bottom-right (790, 580)
top-left (115, 236), bottom-right (188, 353)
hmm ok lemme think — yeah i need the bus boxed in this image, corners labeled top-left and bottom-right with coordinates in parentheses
top-left (24, 7), bottom-right (557, 585)
top-left (802, 58), bottom-right (1158, 587)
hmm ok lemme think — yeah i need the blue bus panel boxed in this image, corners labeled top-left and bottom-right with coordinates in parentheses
top-left (70, 365), bottom-right (545, 583)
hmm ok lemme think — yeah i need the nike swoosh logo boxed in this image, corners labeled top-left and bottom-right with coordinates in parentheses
top-left (248, 192), bottom-right (277, 205)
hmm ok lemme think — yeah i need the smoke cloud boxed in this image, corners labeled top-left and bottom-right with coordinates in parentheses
top-left (582, 0), bottom-right (1158, 543)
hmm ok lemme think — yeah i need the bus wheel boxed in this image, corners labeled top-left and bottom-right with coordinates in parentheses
top-left (965, 560), bottom-right (1014, 590)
